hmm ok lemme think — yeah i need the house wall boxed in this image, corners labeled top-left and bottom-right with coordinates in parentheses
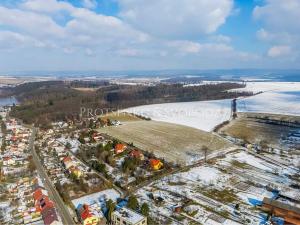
top-left (262, 204), bottom-right (300, 225)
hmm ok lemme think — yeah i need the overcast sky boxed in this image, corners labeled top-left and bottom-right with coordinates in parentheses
top-left (0, 0), bottom-right (299, 72)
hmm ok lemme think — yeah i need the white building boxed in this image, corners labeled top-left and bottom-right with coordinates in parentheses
top-left (112, 208), bottom-right (147, 225)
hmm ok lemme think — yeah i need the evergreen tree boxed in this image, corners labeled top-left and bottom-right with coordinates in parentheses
top-left (140, 203), bottom-right (149, 217)
top-left (106, 199), bottom-right (115, 222)
top-left (127, 195), bottom-right (139, 211)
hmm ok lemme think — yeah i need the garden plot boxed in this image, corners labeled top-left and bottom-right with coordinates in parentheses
top-left (136, 164), bottom-right (263, 224)
top-left (135, 149), bottom-right (300, 225)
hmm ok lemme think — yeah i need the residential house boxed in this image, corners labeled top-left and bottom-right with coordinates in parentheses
top-left (92, 133), bottom-right (104, 142)
top-left (69, 166), bottom-right (83, 179)
top-left (129, 150), bottom-right (144, 161)
top-left (149, 159), bottom-right (163, 171)
top-left (111, 207), bottom-right (147, 225)
top-left (77, 204), bottom-right (100, 225)
top-left (62, 157), bottom-right (74, 170)
top-left (41, 207), bottom-right (62, 225)
top-left (2, 156), bottom-right (15, 166)
top-left (262, 198), bottom-right (300, 225)
top-left (115, 144), bottom-right (127, 154)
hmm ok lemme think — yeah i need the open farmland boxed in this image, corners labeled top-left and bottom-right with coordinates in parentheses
top-left (99, 120), bottom-right (233, 165)
top-left (123, 99), bottom-right (232, 132)
top-left (101, 112), bottom-right (143, 122)
top-left (219, 112), bottom-right (300, 149)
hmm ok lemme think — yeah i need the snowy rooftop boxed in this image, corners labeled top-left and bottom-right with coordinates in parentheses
top-left (71, 189), bottom-right (120, 208)
top-left (113, 207), bottom-right (145, 224)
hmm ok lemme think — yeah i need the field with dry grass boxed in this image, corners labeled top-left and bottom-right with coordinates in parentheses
top-left (0, 76), bottom-right (53, 85)
top-left (101, 112), bottom-right (143, 122)
top-left (72, 87), bottom-right (99, 92)
top-left (99, 120), bottom-right (232, 165)
top-left (219, 112), bottom-right (300, 149)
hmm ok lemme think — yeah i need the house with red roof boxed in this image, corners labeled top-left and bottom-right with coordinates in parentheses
top-left (129, 150), bottom-right (144, 161)
top-left (150, 159), bottom-right (163, 171)
top-left (62, 156), bottom-right (74, 169)
top-left (77, 204), bottom-right (100, 225)
top-left (114, 144), bottom-right (127, 154)
top-left (42, 207), bottom-right (61, 225)
top-left (33, 188), bottom-right (48, 202)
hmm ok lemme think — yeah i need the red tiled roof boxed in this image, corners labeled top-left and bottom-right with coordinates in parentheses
top-left (115, 144), bottom-right (126, 151)
top-left (63, 156), bottom-right (72, 163)
top-left (3, 156), bottom-right (12, 161)
top-left (42, 207), bottom-right (59, 225)
top-left (79, 204), bottom-right (93, 220)
top-left (150, 159), bottom-right (161, 167)
top-left (129, 150), bottom-right (142, 158)
top-left (33, 188), bottom-right (44, 201)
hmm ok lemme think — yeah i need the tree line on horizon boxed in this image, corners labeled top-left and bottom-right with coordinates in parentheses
top-left (7, 80), bottom-right (253, 126)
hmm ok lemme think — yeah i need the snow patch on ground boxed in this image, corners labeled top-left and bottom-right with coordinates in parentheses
top-left (178, 166), bottom-right (222, 185)
top-left (230, 152), bottom-right (272, 172)
top-left (57, 137), bottom-right (80, 153)
top-left (124, 100), bottom-right (232, 132)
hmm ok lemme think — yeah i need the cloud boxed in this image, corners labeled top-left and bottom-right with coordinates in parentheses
top-left (0, 6), bottom-right (65, 39)
top-left (268, 45), bottom-right (291, 58)
top-left (0, 31), bottom-right (43, 49)
top-left (118, 0), bottom-right (234, 39)
top-left (21, 0), bottom-right (75, 13)
top-left (82, 0), bottom-right (98, 9)
top-left (253, 0), bottom-right (300, 34)
top-left (0, 2), bottom-right (148, 52)
top-left (254, 0), bottom-right (300, 62)
top-left (167, 40), bottom-right (233, 54)
top-left (0, 0), bottom-right (266, 71)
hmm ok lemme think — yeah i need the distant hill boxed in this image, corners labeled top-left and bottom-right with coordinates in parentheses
top-left (8, 80), bottom-right (253, 126)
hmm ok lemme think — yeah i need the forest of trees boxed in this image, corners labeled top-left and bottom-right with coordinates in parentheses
top-left (8, 80), bottom-right (253, 125)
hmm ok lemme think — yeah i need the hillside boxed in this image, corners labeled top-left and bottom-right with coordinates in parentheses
top-left (8, 80), bottom-right (253, 126)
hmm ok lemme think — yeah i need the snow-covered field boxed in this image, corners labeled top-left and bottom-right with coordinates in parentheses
top-left (238, 91), bottom-right (300, 116)
top-left (124, 99), bottom-right (232, 132)
top-left (123, 82), bottom-right (300, 132)
top-left (233, 82), bottom-right (300, 93)
top-left (235, 82), bottom-right (300, 116)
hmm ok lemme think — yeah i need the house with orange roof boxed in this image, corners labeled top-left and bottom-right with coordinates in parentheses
top-left (77, 204), bottom-right (100, 225)
top-left (149, 159), bottom-right (163, 171)
top-left (114, 144), bottom-right (127, 154)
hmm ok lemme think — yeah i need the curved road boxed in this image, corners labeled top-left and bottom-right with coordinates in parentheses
top-left (30, 128), bottom-right (75, 225)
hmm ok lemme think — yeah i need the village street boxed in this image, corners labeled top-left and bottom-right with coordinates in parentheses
top-left (29, 128), bottom-right (76, 225)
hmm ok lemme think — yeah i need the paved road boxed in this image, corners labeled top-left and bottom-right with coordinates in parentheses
top-left (30, 128), bottom-right (75, 225)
